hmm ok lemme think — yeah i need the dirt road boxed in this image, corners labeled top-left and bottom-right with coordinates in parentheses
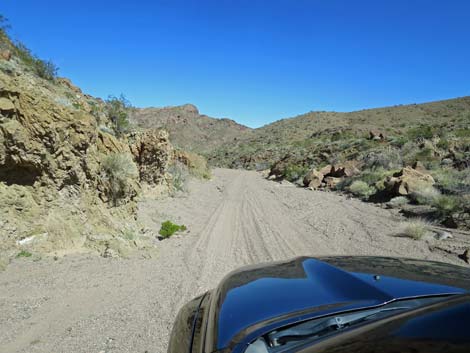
top-left (1, 169), bottom-right (468, 353)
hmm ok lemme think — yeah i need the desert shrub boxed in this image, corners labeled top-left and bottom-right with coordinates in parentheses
top-left (284, 164), bottom-right (309, 182)
top-left (335, 178), bottom-right (352, 191)
top-left (401, 142), bottom-right (438, 167)
top-left (14, 42), bottom-right (58, 80)
top-left (120, 228), bottom-right (136, 241)
top-left (407, 125), bottom-right (435, 140)
top-left (411, 184), bottom-right (441, 205)
top-left (159, 221), bottom-right (187, 238)
top-left (178, 151), bottom-right (211, 179)
top-left (431, 168), bottom-right (470, 194)
top-left (349, 180), bottom-right (376, 198)
top-left (436, 138), bottom-right (450, 150)
top-left (432, 195), bottom-right (461, 217)
top-left (359, 167), bottom-right (396, 185)
top-left (455, 128), bottom-right (470, 138)
top-left (400, 219), bottom-right (430, 240)
top-left (361, 148), bottom-right (403, 170)
top-left (34, 59), bottom-right (58, 81)
top-left (411, 183), bottom-right (463, 217)
top-left (2, 16), bottom-right (57, 79)
top-left (101, 153), bottom-right (138, 205)
top-left (16, 250), bottom-right (32, 258)
top-left (389, 136), bottom-right (407, 147)
top-left (389, 196), bottom-right (409, 208)
top-left (414, 146), bottom-right (436, 164)
top-left (330, 131), bottom-right (355, 142)
top-left (106, 95), bottom-right (131, 137)
top-left (168, 162), bottom-right (189, 193)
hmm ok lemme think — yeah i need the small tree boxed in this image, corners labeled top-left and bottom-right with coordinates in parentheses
top-left (106, 94), bottom-right (131, 136)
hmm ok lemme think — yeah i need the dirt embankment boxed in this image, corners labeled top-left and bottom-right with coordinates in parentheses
top-left (1, 168), bottom-right (469, 353)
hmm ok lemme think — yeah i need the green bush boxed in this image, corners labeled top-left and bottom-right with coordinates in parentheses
top-left (16, 250), bottom-right (32, 258)
top-left (407, 125), bottom-right (435, 140)
top-left (106, 95), bottom-right (132, 137)
top-left (455, 129), bottom-right (470, 138)
top-left (431, 168), bottom-right (470, 194)
top-left (349, 180), bottom-right (376, 198)
top-left (359, 167), bottom-right (396, 186)
top-left (389, 136), bottom-right (407, 147)
top-left (159, 221), bottom-right (187, 238)
top-left (284, 164), bottom-right (309, 182)
top-left (101, 153), bottom-right (138, 206)
top-left (436, 138), bottom-right (450, 150)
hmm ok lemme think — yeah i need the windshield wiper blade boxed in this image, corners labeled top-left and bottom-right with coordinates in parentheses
top-left (268, 306), bottom-right (409, 346)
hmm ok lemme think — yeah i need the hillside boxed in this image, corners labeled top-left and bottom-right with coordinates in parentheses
top-left (130, 104), bottom-right (250, 154)
top-left (208, 97), bottom-right (470, 169)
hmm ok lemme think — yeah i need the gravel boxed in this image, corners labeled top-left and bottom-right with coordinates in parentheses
top-left (1, 168), bottom-right (468, 353)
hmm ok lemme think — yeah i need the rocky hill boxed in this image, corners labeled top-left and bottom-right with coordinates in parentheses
top-left (130, 104), bottom-right (250, 154)
top-left (208, 97), bottom-right (470, 169)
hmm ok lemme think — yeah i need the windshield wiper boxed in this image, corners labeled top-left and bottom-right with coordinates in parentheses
top-left (268, 306), bottom-right (409, 346)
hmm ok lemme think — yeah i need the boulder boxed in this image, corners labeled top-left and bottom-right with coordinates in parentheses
top-left (324, 177), bottom-right (342, 190)
top-left (369, 130), bottom-right (385, 140)
top-left (459, 249), bottom-right (470, 264)
top-left (0, 97), bottom-right (15, 112)
top-left (319, 164), bottom-right (333, 176)
top-left (303, 169), bottom-right (324, 189)
top-left (321, 161), bottom-right (360, 178)
top-left (411, 161), bottom-right (427, 173)
top-left (56, 77), bottom-right (83, 95)
top-left (0, 49), bottom-right (11, 61)
top-left (384, 166), bottom-right (435, 196)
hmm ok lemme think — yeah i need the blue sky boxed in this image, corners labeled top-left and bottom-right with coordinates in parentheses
top-left (2, 0), bottom-right (470, 127)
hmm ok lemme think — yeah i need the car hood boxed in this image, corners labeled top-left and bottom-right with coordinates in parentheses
top-left (207, 256), bottom-right (470, 351)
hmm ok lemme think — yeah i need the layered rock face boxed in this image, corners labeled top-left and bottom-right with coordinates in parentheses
top-left (0, 77), bottom-right (101, 189)
top-left (0, 67), bottom-right (174, 192)
top-left (130, 129), bottom-right (173, 185)
top-left (0, 57), bottom-right (175, 261)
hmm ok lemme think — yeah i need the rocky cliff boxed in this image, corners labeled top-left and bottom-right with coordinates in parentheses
top-left (0, 39), bottom-right (177, 267)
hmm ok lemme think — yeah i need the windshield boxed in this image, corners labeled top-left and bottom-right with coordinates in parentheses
top-left (245, 296), bottom-right (447, 353)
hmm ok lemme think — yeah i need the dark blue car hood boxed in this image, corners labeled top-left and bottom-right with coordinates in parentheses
top-left (206, 256), bottom-right (470, 351)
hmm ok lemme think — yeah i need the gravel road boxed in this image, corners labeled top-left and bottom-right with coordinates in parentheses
top-left (1, 168), bottom-right (468, 353)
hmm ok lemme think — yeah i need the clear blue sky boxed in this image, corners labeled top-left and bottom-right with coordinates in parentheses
top-left (2, 1), bottom-right (470, 127)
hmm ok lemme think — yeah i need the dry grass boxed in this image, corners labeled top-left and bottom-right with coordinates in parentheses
top-left (400, 218), bottom-right (431, 240)
top-left (388, 196), bottom-right (409, 208)
top-left (411, 184), bottom-right (441, 205)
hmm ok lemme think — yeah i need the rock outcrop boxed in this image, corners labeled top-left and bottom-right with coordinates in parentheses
top-left (0, 55), bottom-right (176, 261)
top-left (385, 166), bottom-right (435, 196)
top-left (303, 169), bottom-right (324, 188)
top-left (130, 129), bottom-right (173, 185)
